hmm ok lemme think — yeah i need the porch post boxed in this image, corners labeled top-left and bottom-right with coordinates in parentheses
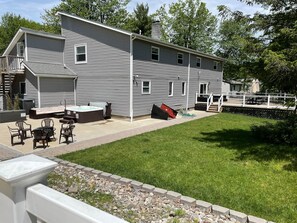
top-left (37, 76), bottom-right (41, 108)
top-left (9, 73), bottom-right (12, 99)
top-left (0, 155), bottom-right (57, 223)
top-left (2, 73), bottom-right (6, 110)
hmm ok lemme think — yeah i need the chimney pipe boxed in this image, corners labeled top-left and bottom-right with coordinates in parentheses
top-left (151, 21), bottom-right (161, 40)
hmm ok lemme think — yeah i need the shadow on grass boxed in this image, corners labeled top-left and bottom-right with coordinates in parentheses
top-left (195, 129), bottom-right (297, 171)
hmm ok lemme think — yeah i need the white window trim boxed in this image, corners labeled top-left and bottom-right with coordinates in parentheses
top-left (74, 43), bottom-right (87, 64)
top-left (151, 46), bottom-right (160, 62)
top-left (141, 80), bottom-right (151, 95)
top-left (168, 81), bottom-right (174, 97)
top-left (17, 42), bottom-right (25, 57)
top-left (199, 82), bottom-right (208, 95)
top-left (197, 57), bottom-right (201, 68)
top-left (19, 81), bottom-right (27, 95)
top-left (177, 53), bottom-right (183, 65)
top-left (214, 61), bottom-right (219, 70)
top-left (181, 81), bottom-right (186, 96)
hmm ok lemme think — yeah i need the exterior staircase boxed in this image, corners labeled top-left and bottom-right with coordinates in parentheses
top-left (207, 103), bottom-right (222, 113)
top-left (0, 73), bottom-right (16, 96)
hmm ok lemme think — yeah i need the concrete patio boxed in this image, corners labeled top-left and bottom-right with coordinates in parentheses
top-left (0, 110), bottom-right (216, 160)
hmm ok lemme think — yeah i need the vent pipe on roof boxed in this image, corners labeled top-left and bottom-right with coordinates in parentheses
top-left (151, 21), bottom-right (161, 40)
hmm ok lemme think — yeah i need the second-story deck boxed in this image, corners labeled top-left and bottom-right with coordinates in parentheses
top-left (0, 55), bottom-right (24, 74)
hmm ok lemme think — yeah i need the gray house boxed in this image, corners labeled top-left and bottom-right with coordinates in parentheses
top-left (0, 12), bottom-right (224, 120)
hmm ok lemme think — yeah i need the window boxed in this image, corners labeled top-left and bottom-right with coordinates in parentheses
top-left (17, 42), bottom-right (24, 57)
top-left (75, 44), bottom-right (87, 64)
top-left (177, 53), bottom-right (183, 64)
top-left (151, 46), bottom-right (159, 61)
top-left (196, 57), bottom-right (201, 67)
top-left (19, 82), bottom-right (26, 95)
top-left (168, 81), bottom-right (174, 96)
top-left (142, 80), bottom-right (151, 94)
top-left (214, 61), bottom-right (219, 70)
top-left (181, 81), bottom-right (186, 96)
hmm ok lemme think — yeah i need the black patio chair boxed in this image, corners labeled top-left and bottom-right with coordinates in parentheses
top-left (59, 121), bottom-right (75, 144)
top-left (41, 118), bottom-right (56, 140)
top-left (15, 120), bottom-right (32, 138)
top-left (32, 128), bottom-right (48, 149)
top-left (8, 126), bottom-right (24, 146)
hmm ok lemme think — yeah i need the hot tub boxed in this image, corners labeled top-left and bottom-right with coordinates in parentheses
top-left (65, 106), bottom-right (104, 123)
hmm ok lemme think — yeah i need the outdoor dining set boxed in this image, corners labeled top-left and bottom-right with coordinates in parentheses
top-left (7, 118), bottom-right (75, 149)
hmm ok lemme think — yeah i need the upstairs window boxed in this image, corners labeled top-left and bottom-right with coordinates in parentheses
top-left (214, 61), bottom-right (219, 70)
top-left (75, 44), bottom-right (87, 64)
top-left (19, 82), bottom-right (26, 95)
top-left (196, 57), bottom-right (201, 67)
top-left (151, 46), bottom-right (159, 61)
top-left (17, 42), bottom-right (24, 57)
top-left (142, 80), bottom-right (151, 94)
top-left (169, 81), bottom-right (174, 96)
top-left (177, 53), bottom-right (183, 64)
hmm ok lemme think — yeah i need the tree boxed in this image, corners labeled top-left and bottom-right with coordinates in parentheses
top-left (216, 6), bottom-right (262, 81)
top-left (127, 3), bottom-right (152, 36)
top-left (155, 0), bottom-right (217, 53)
top-left (239, 0), bottom-right (297, 95)
top-left (42, 0), bottom-right (130, 33)
top-left (0, 13), bottom-right (46, 54)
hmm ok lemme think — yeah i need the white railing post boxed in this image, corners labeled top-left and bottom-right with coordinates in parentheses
top-left (0, 155), bottom-right (57, 223)
top-left (242, 94), bottom-right (246, 107)
top-left (267, 95), bottom-right (270, 108)
top-left (206, 93), bottom-right (213, 111)
top-left (218, 94), bottom-right (224, 112)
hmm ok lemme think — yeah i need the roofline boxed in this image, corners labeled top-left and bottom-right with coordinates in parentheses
top-left (2, 28), bottom-right (65, 56)
top-left (57, 12), bottom-right (223, 62)
top-left (133, 34), bottom-right (224, 61)
top-left (23, 63), bottom-right (77, 78)
top-left (57, 12), bottom-right (132, 36)
top-left (21, 27), bottom-right (65, 40)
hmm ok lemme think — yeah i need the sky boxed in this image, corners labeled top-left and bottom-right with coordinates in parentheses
top-left (0, 0), bottom-right (266, 23)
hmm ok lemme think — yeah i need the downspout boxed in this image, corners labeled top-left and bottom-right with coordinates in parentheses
top-left (37, 76), bottom-right (41, 108)
top-left (24, 33), bottom-right (28, 61)
top-left (129, 35), bottom-right (136, 122)
top-left (186, 53), bottom-right (191, 112)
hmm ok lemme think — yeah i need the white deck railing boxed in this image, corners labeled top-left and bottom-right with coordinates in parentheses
top-left (206, 93), bottom-right (213, 111)
top-left (0, 55), bottom-right (24, 73)
top-left (218, 94), bottom-right (224, 112)
top-left (227, 93), bottom-right (296, 109)
top-left (27, 184), bottom-right (128, 223)
top-left (0, 155), bottom-right (129, 223)
top-left (196, 92), bottom-right (297, 110)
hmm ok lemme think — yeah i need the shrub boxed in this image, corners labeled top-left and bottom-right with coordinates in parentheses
top-left (13, 94), bottom-right (20, 110)
top-left (5, 93), bottom-right (13, 110)
top-left (251, 115), bottom-right (297, 145)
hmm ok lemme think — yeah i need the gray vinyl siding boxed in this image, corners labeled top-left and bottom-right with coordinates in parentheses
top-left (40, 77), bottom-right (74, 107)
top-left (61, 15), bottom-right (130, 116)
top-left (25, 70), bottom-right (38, 106)
top-left (133, 40), bottom-right (222, 116)
top-left (26, 34), bottom-right (64, 63)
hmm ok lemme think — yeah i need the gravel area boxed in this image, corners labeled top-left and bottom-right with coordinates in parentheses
top-left (48, 164), bottom-right (241, 223)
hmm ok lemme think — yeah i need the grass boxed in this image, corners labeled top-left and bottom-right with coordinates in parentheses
top-left (59, 113), bottom-right (297, 223)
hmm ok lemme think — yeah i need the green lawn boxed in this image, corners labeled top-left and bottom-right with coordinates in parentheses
top-left (59, 113), bottom-right (297, 223)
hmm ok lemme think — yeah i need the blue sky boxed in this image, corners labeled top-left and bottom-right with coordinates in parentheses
top-left (0, 0), bottom-right (265, 23)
